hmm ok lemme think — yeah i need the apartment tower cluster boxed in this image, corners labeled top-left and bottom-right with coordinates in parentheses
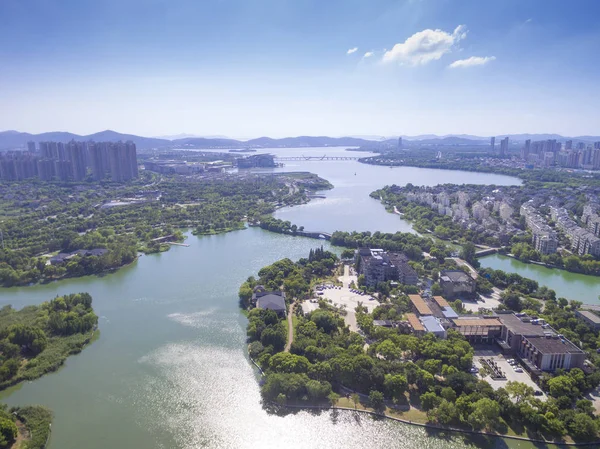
top-left (0, 140), bottom-right (138, 182)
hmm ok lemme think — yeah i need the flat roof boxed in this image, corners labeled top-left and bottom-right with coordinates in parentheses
top-left (578, 310), bottom-right (600, 324)
top-left (433, 296), bottom-right (449, 307)
top-left (406, 313), bottom-right (424, 331)
top-left (442, 307), bottom-right (459, 319)
top-left (421, 315), bottom-right (445, 333)
top-left (498, 313), bottom-right (547, 336)
top-left (453, 318), bottom-right (502, 327)
top-left (524, 336), bottom-right (584, 355)
top-left (409, 295), bottom-right (432, 315)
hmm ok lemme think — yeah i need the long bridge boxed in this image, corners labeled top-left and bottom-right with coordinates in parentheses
top-left (274, 155), bottom-right (359, 161)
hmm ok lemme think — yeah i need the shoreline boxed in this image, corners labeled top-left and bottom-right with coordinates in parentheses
top-left (277, 403), bottom-right (599, 447)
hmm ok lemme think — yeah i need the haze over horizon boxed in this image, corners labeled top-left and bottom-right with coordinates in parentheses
top-left (2, 0), bottom-right (599, 138)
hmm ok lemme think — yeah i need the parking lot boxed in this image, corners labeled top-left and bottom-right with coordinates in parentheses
top-left (473, 349), bottom-right (546, 400)
top-left (314, 286), bottom-right (379, 332)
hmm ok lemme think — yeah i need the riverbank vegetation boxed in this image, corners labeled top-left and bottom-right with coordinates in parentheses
top-left (9, 405), bottom-right (53, 449)
top-left (0, 292), bottom-right (97, 390)
top-left (0, 172), bottom-right (329, 286)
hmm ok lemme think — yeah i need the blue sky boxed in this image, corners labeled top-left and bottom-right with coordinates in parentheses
top-left (1, 0), bottom-right (599, 138)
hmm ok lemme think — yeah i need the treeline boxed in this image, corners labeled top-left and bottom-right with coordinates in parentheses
top-left (257, 216), bottom-right (304, 235)
top-left (0, 231), bottom-right (137, 287)
top-left (239, 247), bottom-right (338, 307)
top-left (510, 242), bottom-right (600, 276)
top-left (330, 230), bottom-right (447, 262)
top-left (0, 292), bottom-right (97, 389)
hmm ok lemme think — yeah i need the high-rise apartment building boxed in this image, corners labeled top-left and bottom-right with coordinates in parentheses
top-left (0, 140), bottom-right (138, 182)
top-left (27, 141), bottom-right (36, 153)
top-left (490, 136), bottom-right (495, 151)
top-left (499, 137), bottom-right (509, 156)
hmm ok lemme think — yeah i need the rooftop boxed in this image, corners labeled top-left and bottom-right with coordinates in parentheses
top-left (408, 295), bottom-right (432, 316)
top-left (524, 335), bottom-right (584, 355)
top-left (453, 318), bottom-right (502, 327)
top-left (421, 315), bottom-right (445, 333)
top-left (578, 310), bottom-right (600, 324)
top-left (498, 313), bottom-right (547, 336)
top-left (440, 270), bottom-right (473, 283)
top-left (406, 313), bottom-right (424, 331)
top-left (433, 296), bottom-right (449, 307)
top-left (257, 294), bottom-right (286, 312)
top-left (442, 306), bottom-right (459, 319)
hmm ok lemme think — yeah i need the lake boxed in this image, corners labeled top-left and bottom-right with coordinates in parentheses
top-left (0, 150), bottom-right (582, 449)
top-left (479, 254), bottom-right (600, 305)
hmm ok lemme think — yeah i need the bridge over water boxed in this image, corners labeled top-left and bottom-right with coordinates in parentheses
top-left (274, 155), bottom-right (359, 161)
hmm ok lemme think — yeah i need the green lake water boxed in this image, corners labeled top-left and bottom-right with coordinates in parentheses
top-left (0, 155), bottom-right (587, 449)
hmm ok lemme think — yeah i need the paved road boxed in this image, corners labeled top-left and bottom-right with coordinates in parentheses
top-left (338, 264), bottom-right (357, 288)
top-left (285, 302), bottom-right (295, 352)
top-left (451, 257), bottom-right (479, 279)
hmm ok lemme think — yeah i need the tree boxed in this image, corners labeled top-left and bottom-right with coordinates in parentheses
top-left (351, 393), bottom-right (360, 410)
top-left (369, 390), bottom-right (385, 412)
top-left (377, 340), bottom-right (400, 360)
top-left (384, 374), bottom-right (408, 402)
top-left (420, 392), bottom-right (441, 411)
top-left (429, 399), bottom-right (459, 425)
top-left (0, 417), bottom-right (17, 449)
top-left (569, 413), bottom-right (598, 441)
top-left (505, 381), bottom-right (534, 404)
top-left (460, 242), bottom-right (478, 266)
top-left (467, 398), bottom-right (500, 430)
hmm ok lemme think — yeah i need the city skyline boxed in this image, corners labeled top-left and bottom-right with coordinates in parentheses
top-left (1, 0), bottom-right (599, 137)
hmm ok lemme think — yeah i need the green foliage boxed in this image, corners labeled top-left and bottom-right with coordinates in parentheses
top-left (12, 405), bottom-right (53, 449)
top-left (0, 293), bottom-right (97, 390)
top-left (368, 390), bottom-right (385, 412)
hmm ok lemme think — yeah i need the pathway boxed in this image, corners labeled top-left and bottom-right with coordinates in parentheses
top-left (451, 257), bottom-right (479, 279)
top-left (285, 302), bottom-right (295, 352)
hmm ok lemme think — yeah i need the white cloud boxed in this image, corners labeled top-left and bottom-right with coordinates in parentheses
top-left (525, 18), bottom-right (532, 24)
top-left (382, 25), bottom-right (467, 65)
top-left (448, 56), bottom-right (496, 68)
top-left (363, 51), bottom-right (374, 58)
top-left (347, 47), bottom-right (358, 55)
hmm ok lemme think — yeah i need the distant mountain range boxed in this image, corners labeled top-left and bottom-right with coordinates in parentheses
top-left (1, 129), bottom-right (598, 151)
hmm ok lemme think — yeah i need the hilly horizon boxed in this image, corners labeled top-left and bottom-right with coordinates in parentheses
top-left (1, 129), bottom-right (599, 151)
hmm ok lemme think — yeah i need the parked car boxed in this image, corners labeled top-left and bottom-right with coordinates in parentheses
top-left (534, 390), bottom-right (543, 396)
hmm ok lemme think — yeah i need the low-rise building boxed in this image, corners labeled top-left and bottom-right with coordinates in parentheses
top-left (520, 335), bottom-right (585, 372)
top-left (576, 310), bottom-right (600, 330)
top-left (420, 316), bottom-right (447, 339)
top-left (438, 270), bottom-right (476, 298)
top-left (451, 317), bottom-right (503, 343)
top-left (252, 285), bottom-right (286, 317)
top-left (408, 294), bottom-right (432, 316)
top-left (498, 312), bottom-right (584, 373)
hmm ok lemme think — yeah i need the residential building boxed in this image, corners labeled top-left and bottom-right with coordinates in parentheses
top-left (27, 141), bottom-right (36, 153)
top-left (438, 270), bottom-right (476, 298)
top-left (499, 137), bottom-right (509, 156)
top-left (490, 136), bottom-right (495, 151)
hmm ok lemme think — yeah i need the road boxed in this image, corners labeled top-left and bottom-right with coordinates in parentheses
top-left (337, 264), bottom-right (357, 288)
top-left (451, 257), bottom-right (479, 279)
top-left (284, 302), bottom-right (295, 352)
